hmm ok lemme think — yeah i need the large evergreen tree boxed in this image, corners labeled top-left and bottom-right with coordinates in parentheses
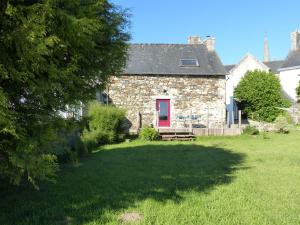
top-left (234, 70), bottom-right (290, 122)
top-left (0, 0), bottom-right (129, 186)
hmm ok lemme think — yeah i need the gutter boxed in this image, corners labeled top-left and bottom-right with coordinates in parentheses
top-left (278, 65), bottom-right (300, 72)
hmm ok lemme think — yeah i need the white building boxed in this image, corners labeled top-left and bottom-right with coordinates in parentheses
top-left (225, 30), bottom-right (300, 124)
top-left (225, 53), bottom-right (283, 124)
top-left (278, 30), bottom-right (300, 103)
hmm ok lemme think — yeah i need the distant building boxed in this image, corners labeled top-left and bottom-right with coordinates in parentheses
top-left (225, 53), bottom-right (283, 124)
top-left (225, 29), bottom-right (300, 124)
top-left (278, 29), bottom-right (300, 102)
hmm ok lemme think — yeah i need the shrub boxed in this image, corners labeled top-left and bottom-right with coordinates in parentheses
top-left (81, 102), bottom-right (126, 151)
top-left (139, 126), bottom-right (159, 141)
top-left (275, 115), bottom-right (291, 134)
top-left (44, 119), bottom-right (86, 163)
top-left (282, 111), bottom-right (294, 124)
top-left (234, 70), bottom-right (291, 122)
top-left (243, 125), bottom-right (259, 135)
top-left (0, 116), bottom-right (63, 188)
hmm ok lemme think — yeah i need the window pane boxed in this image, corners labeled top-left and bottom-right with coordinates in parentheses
top-left (180, 59), bottom-right (198, 66)
top-left (159, 102), bottom-right (168, 121)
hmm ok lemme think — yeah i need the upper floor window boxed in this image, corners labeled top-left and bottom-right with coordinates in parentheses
top-left (180, 59), bottom-right (199, 67)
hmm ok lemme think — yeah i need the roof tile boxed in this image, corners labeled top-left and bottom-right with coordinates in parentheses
top-left (123, 44), bottom-right (227, 76)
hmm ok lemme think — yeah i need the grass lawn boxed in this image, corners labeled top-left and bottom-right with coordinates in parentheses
top-left (1, 131), bottom-right (300, 225)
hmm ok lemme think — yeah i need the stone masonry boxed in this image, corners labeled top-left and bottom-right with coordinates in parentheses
top-left (109, 74), bottom-right (226, 133)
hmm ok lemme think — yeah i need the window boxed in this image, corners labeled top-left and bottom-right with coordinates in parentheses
top-left (159, 102), bottom-right (168, 121)
top-left (180, 59), bottom-right (199, 67)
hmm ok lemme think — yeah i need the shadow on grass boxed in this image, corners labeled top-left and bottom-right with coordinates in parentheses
top-left (0, 143), bottom-right (245, 225)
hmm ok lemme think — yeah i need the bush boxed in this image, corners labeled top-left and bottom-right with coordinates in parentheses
top-left (234, 70), bottom-right (291, 122)
top-left (0, 116), bottom-right (63, 188)
top-left (275, 115), bottom-right (291, 134)
top-left (81, 102), bottom-right (126, 151)
top-left (243, 125), bottom-right (259, 135)
top-left (44, 119), bottom-right (86, 163)
top-left (139, 126), bottom-right (159, 141)
top-left (282, 111), bottom-right (294, 124)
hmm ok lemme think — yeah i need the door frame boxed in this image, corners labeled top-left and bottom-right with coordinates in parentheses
top-left (156, 99), bottom-right (171, 127)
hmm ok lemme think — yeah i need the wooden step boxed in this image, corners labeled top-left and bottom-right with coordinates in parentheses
top-left (158, 128), bottom-right (192, 134)
top-left (161, 134), bottom-right (194, 138)
top-left (160, 134), bottom-right (196, 141)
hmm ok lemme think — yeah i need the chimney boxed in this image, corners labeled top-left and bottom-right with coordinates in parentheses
top-left (188, 36), bottom-right (201, 44)
top-left (291, 29), bottom-right (300, 51)
top-left (203, 36), bottom-right (215, 51)
top-left (263, 37), bottom-right (270, 62)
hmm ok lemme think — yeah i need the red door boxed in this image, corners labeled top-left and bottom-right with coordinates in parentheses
top-left (156, 99), bottom-right (170, 127)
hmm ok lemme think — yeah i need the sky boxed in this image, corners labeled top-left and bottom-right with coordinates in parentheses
top-left (111, 0), bottom-right (300, 65)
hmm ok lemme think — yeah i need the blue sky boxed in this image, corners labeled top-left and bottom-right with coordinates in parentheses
top-left (111, 0), bottom-right (300, 65)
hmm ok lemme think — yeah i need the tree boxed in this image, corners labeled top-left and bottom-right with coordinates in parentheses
top-left (0, 0), bottom-right (129, 187)
top-left (234, 70), bottom-right (290, 122)
top-left (296, 81), bottom-right (300, 102)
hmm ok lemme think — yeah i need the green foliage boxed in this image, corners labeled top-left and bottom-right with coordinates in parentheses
top-left (45, 119), bottom-right (87, 163)
top-left (234, 70), bottom-right (291, 122)
top-left (243, 125), bottom-right (259, 135)
top-left (275, 115), bottom-right (291, 134)
top-left (296, 81), bottom-right (300, 102)
top-left (0, 0), bottom-right (129, 187)
top-left (281, 111), bottom-right (294, 124)
top-left (139, 126), bottom-right (160, 141)
top-left (8, 143), bottom-right (59, 190)
top-left (81, 102), bottom-right (126, 151)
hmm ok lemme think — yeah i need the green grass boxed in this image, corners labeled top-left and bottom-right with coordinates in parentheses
top-left (1, 131), bottom-right (300, 225)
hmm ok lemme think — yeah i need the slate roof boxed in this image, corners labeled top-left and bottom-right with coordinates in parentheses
top-left (264, 60), bottom-right (284, 73)
top-left (280, 49), bottom-right (300, 69)
top-left (123, 44), bottom-right (227, 76)
top-left (224, 64), bottom-right (235, 72)
top-left (225, 60), bottom-right (284, 74)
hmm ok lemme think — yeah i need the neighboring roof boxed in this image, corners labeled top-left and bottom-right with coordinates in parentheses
top-left (264, 60), bottom-right (284, 73)
top-left (225, 53), bottom-right (270, 73)
top-left (280, 49), bottom-right (300, 69)
top-left (225, 64), bottom-right (235, 72)
top-left (225, 58), bottom-right (284, 74)
top-left (123, 44), bottom-right (227, 76)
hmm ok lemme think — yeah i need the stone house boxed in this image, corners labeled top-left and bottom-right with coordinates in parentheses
top-left (108, 36), bottom-right (227, 133)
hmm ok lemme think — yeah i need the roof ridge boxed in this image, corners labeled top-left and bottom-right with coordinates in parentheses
top-left (228, 53), bottom-right (269, 73)
top-left (267, 59), bottom-right (284, 62)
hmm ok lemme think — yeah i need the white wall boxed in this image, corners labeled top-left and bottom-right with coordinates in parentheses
top-left (279, 68), bottom-right (300, 102)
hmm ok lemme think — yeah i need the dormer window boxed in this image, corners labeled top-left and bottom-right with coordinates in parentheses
top-left (180, 59), bottom-right (199, 67)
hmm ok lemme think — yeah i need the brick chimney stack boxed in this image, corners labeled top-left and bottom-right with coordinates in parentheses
top-left (188, 35), bottom-right (215, 51)
top-left (291, 29), bottom-right (300, 51)
top-left (188, 36), bottom-right (201, 44)
top-left (203, 36), bottom-right (215, 52)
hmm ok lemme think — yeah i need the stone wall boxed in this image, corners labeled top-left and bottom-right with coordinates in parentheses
top-left (108, 74), bottom-right (226, 133)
